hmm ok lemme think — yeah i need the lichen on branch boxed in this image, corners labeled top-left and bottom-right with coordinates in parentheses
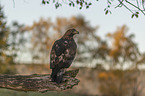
top-left (0, 69), bottom-right (79, 93)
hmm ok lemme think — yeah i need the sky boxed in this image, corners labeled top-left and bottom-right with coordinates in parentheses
top-left (0, 0), bottom-right (145, 53)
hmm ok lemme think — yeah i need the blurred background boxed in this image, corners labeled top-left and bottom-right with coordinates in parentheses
top-left (0, 0), bottom-right (145, 96)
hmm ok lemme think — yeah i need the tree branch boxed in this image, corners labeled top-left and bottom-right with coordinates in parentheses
top-left (117, 0), bottom-right (134, 14)
top-left (0, 69), bottom-right (80, 93)
top-left (125, 0), bottom-right (145, 15)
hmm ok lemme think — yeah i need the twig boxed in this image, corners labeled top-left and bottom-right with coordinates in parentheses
top-left (125, 0), bottom-right (145, 15)
top-left (136, 0), bottom-right (139, 8)
top-left (118, 0), bottom-right (134, 13)
top-left (142, 0), bottom-right (145, 10)
top-left (12, 0), bottom-right (15, 8)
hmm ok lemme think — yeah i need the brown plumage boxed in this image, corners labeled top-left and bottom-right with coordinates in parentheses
top-left (50, 28), bottom-right (79, 84)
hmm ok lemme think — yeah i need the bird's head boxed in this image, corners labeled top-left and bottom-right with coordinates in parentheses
top-left (62, 29), bottom-right (79, 39)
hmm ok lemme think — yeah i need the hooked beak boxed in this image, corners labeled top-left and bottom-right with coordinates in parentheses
top-left (74, 31), bottom-right (79, 34)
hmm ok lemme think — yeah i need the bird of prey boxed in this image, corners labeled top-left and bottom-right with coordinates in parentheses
top-left (50, 28), bottom-right (79, 84)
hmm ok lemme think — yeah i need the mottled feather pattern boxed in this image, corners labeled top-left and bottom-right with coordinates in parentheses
top-left (50, 28), bottom-right (79, 84)
top-left (50, 39), bottom-right (77, 69)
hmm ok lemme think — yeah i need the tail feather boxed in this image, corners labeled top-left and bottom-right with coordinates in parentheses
top-left (56, 70), bottom-right (63, 84)
top-left (51, 67), bottom-right (63, 84)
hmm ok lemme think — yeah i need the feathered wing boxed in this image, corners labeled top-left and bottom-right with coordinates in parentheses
top-left (50, 39), bottom-right (76, 69)
top-left (50, 39), bottom-right (77, 83)
top-left (50, 39), bottom-right (65, 83)
top-left (50, 39), bottom-right (66, 69)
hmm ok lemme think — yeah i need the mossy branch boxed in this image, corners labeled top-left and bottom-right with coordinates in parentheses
top-left (0, 69), bottom-right (79, 93)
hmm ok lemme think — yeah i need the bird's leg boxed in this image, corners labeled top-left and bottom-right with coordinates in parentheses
top-left (56, 68), bottom-right (65, 84)
top-left (51, 68), bottom-right (58, 82)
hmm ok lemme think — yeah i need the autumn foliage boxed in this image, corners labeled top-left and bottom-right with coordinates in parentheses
top-left (98, 70), bottom-right (143, 96)
top-left (21, 17), bottom-right (145, 95)
top-left (0, 4), bottom-right (145, 95)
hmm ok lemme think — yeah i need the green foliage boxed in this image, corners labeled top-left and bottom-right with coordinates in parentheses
top-left (41, 0), bottom-right (145, 17)
top-left (42, 0), bottom-right (92, 9)
top-left (131, 12), bottom-right (139, 18)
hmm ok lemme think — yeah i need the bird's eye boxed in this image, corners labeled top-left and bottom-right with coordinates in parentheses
top-left (72, 29), bottom-right (76, 32)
